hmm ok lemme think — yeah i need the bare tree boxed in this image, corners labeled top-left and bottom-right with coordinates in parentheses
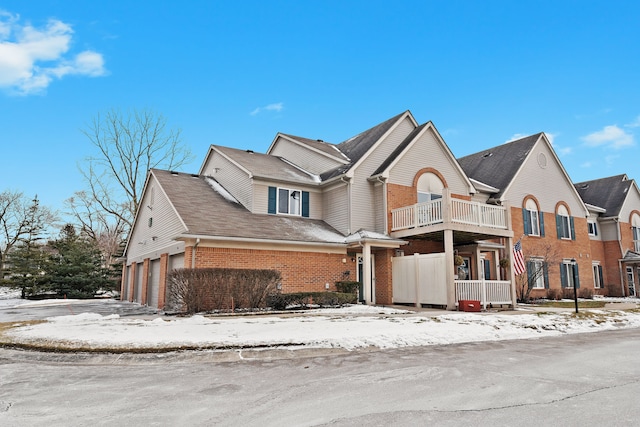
top-left (65, 190), bottom-right (126, 267)
top-left (515, 241), bottom-right (561, 303)
top-left (0, 191), bottom-right (57, 274)
top-left (79, 108), bottom-right (193, 232)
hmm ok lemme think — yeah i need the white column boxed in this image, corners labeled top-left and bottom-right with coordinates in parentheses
top-left (507, 236), bottom-right (517, 307)
top-left (363, 243), bottom-right (372, 305)
top-left (445, 229), bottom-right (456, 310)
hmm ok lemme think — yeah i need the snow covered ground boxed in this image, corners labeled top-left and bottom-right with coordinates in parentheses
top-left (1, 287), bottom-right (639, 352)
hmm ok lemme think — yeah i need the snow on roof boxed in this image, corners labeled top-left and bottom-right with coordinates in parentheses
top-left (204, 177), bottom-right (239, 204)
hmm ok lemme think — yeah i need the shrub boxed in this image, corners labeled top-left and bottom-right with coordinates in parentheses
top-left (335, 281), bottom-right (359, 294)
top-left (266, 291), bottom-right (357, 310)
top-left (546, 288), bottom-right (562, 300)
top-left (167, 268), bottom-right (281, 314)
top-left (562, 288), bottom-right (577, 300)
top-left (578, 288), bottom-right (593, 299)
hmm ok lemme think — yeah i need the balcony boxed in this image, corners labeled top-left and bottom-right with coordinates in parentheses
top-left (391, 192), bottom-right (511, 239)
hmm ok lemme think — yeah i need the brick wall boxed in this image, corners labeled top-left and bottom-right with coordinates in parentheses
top-left (374, 249), bottom-right (393, 304)
top-left (511, 207), bottom-right (595, 297)
top-left (191, 246), bottom-right (350, 293)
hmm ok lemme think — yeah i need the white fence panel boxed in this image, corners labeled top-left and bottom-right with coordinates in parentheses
top-left (392, 253), bottom-right (447, 306)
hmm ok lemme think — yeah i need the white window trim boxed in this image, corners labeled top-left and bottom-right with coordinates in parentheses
top-left (561, 259), bottom-right (576, 288)
top-left (530, 258), bottom-right (545, 289)
top-left (588, 221), bottom-right (597, 237)
top-left (592, 262), bottom-right (602, 289)
top-left (525, 200), bottom-right (540, 236)
top-left (277, 187), bottom-right (302, 216)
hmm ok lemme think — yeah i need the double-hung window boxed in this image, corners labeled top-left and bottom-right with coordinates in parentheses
top-left (587, 221), bottom-right (598, 237)
top-left (592, 263), bottom-right (604, 289)
top-left (278, 188), bottom-right (301, 215)
top-left (523, 199), bottom-right (543, 236)
top-left (268, 186), bottom-right (310, 217)
top-left (556, 205), bottom-right (574, 240)
top-left (560, 259), bottom-right (580, 288)
top-left (632, 214), bottom-right (640, 252)
top-left (526, 258), bottom-right (548, 289)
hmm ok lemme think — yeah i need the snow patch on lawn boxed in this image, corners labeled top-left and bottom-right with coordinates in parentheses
top-left (5, 304), bottom-right (640, 351)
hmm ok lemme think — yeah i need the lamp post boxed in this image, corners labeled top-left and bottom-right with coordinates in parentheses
top-left (571, 258), bottom-right (578, 314)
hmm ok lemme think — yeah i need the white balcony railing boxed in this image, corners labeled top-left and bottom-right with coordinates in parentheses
top-left (391, 197), bottom-right (508, 232)
top-left (455, 280), bottom-right (512, 307)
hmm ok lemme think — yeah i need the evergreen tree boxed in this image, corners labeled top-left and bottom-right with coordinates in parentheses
top-left (5, 241), bottom-right (49, 298)
top-left (45, 224), bottom-right (116, 298)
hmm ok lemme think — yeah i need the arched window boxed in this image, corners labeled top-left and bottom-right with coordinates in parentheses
top-left (632, 213), bottom-right (640, 252)
top-left (417, 173), bottom-right (444, 203)
top-left (523, 198), bottom-right (543, 236)
top-left (556, 204), bottom-right (574, 240)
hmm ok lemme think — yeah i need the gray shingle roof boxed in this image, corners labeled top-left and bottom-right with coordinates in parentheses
top-left (213, 145), bottom-right (319, 184)
top-left (574, 174), bottom-right (632, 217)
top-left (152, 169), bottom-right (346, 244)
top-left (279, 134), bottom-right (348, 161)
top-left (320, 111), bottom-right (409, 181)
top-left (457, 133), bottom-right (542, 197)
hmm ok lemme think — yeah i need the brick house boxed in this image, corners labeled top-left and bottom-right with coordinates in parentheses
top-left (575, 174), bottom-right (640, 297)
top-left (458, 133), bottom-right (594, 300)
top-left (122, 111), bottom-right (517, 310)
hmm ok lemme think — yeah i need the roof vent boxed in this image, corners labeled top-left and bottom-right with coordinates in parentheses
top-left (191, 174), bottom-right (199, 178)
top-left (482, 152), bottom-right (493, 158)
top-left (170, 171), bottom-right (178, 176)
top-left (317, 139), bottom-right (324, 142)
top-left (246, 149), bottom-right (254, 154)
top-left (580, 184), bottom-right (589, 189)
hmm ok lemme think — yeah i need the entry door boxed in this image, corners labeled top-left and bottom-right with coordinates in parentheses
top-left (626, 267), bottom-right (635, 296)
top-left (357, 255), bottom-right (376, 303)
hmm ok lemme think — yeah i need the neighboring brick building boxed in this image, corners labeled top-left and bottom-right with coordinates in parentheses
top-left (575, 174), bottom-right (640, 297)
top-left (122, 110), bottom-right (639, 311)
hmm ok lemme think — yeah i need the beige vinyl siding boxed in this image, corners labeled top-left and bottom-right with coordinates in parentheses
top-left (126, 175), bottom-right (187, 263)
top-left (253, 180), bottom-right (323, 219)
top-left (324, 182), bottom-right (350, 235)
top-left (503, 141), bottom-right (586, 215)
top-left (201, 152), bottom-right (253, 210)
top-left (388, 126), bottom-right (470, 196)
top-left (617, 186), bottom-right (640, 224)
top-left (270, 137), bottom-right (344, 175)
top-left (600, 221), bottom-right (619, 241)
top-left (373, 181), bottom-right (386, 232)
top-left (351, 117), bottom-right (416, 233)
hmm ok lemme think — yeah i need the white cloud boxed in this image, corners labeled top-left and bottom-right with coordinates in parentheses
top-left (582, 125), bottom-right (634, 149)
top-left (504, 133), bottom-right (527, 143)
top-left (557, 146), bottom-right (572, 156)
top-left (625, 115), bottom-right (640, 128)
top-left (0, 11), bottom-right (106, 95)
top-left (605, 154), bottom-right (619, 166)
top-left (581, 161), bottom-right (592, 168)
top-left (250, 102), bottom-right (284, 116)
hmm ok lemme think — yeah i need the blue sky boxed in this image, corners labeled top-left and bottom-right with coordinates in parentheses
top-left (2, 1), bottom-right (640, 216)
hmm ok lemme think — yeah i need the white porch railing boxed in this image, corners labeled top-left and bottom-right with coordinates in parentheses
top-left (391, 198), bottom-right (508, 232)
top-left (455, 280), bottom-right (512, 307)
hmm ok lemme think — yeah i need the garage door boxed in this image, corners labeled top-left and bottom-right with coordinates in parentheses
top-left (147, 259), bottom-right (161, 308)
top-left (134, 262), bottom-right (144, 303)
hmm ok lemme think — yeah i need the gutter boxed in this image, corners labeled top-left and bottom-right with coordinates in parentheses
top-left (175, 234), bottom-right (347, 249)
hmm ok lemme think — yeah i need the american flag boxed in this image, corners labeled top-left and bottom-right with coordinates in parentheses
top-left (513, 240), bottom-right (526, 275)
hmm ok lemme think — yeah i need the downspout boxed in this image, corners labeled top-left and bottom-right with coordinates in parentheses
top-left (376, 176), bottom-right (388, 234)
top-left (341, 177), bottom-right (352, 235)
top-left (615, 219), bottom-right (625, 295)
top-left (191, 238), bottom-right (201, 269)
